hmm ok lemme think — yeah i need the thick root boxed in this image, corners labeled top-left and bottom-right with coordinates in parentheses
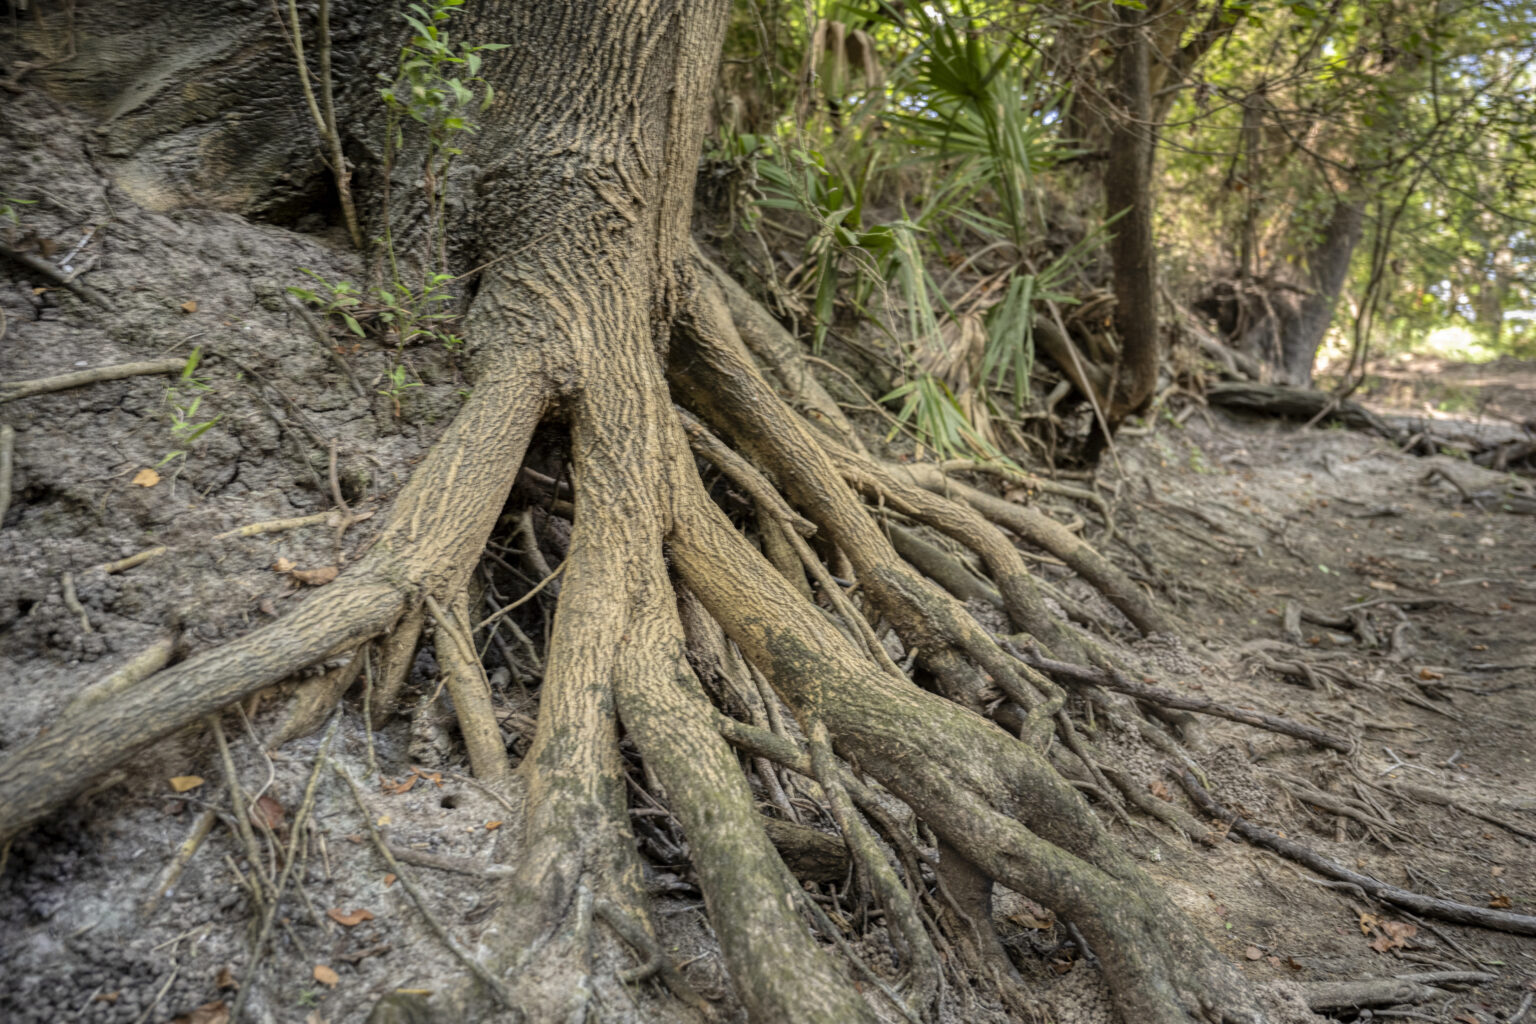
top-left (670, 485), bottom-right (1269, 1024)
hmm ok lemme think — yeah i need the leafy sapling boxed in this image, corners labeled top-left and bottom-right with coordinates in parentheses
top-left (378, 362), bottom-right (422, 416)
top-left (160, 348), bottom-right (222, 466)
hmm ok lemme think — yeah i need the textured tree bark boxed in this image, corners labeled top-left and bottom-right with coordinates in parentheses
top-left (1103, 2), bottom-right (1160, 428)
top-left (1277, 200), bottom-right (1365, 385)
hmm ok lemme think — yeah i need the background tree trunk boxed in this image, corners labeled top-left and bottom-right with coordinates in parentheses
top-left (1104, 2), bottom-right (1159, 426)
top-left (1276, 198), bottom-right (1365, 385)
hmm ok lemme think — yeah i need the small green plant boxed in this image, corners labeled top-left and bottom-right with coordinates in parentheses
top-left (289, 269), bottom-right (464, 350)
top-left (159, 348), bottom-right (221, 466)
top-left (0, 195), bottom-right (34, 228)
top-left (379, 362), bottom-right (422, 416)
top-left (378, 0), bottom-right (506, 274)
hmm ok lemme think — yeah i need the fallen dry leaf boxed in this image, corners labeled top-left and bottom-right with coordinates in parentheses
top-left (1418, 667), bottom-right (1444, 681)
top-left (384, 873), bottom-right (397, 888)
top-left (1368, 580), bottom-right (1397, 591)
top-left (215, 966), bottom-right (238, 990)
top-left (1148, 779), bottom-right (1172, 802)
top-left (381, 775), bottom-right (418, 795)
top-left (327, 907), bottom-right (375, 927)
top-left (1244, 946), bottom-right (1263, 960)
top-left (1454, 1013), bottom-right (1481, 1024)
top-left (272, 557), bottom-right (296, 573)
top-left (181, 300), bottom-right (199, 314)
top-left (131, 467), bottom-right (161, 487)
top-left (251, 795), bottom-right (285, 831)
top-left (94, 992), bottom-right (119, 1004)
top-left (1488, 893), bottom-right (1512, 909)
top-left (485, 820), bottom-right (503, 830)
top-left (313, 964), bottom-right (340, 988)
top-left (169, 1001), bottom-right (229, 1024)
top-left (1358, 912), bottom-right (1381, 934)
top-left (289, 565), bottom-right (339, 586)
top-left (1492, 866), bottom-right (1505, 877)
top-left (1366, 918), bottom-right (1417, 952)
top-left (170, 775), bottom-right (205, 793)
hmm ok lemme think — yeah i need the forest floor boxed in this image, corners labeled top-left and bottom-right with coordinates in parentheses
top-left (2, 94), bottom-right (1534, 1024)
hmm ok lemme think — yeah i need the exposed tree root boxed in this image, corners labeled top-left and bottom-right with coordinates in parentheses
top-left (1177, 769), bottom-right (1536, 936)
top-left (0, 13), bottom-right (1393, 1021)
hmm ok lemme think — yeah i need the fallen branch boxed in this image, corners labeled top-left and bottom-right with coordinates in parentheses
top-left (1299, 971), bottom-right (1495, 1010)
top-left (1, 358), bottom-right (186, 404)
top-left (1014, 645), bottom-right (1352, 753)
top-left (0, 240), bottom-right (112, 308)
top-left (1177, 770), bottom-right (1536, 936)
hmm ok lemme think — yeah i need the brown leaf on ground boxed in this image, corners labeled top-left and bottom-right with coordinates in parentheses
top-left (289, 565), bottom-right (338, 586)
top-left (272, 557), bottom-right (296, 573)
top-left (1148, 779), bottom-right (1172, 801)
top-left (251, 795), bottom-right (285, 831)
top-left (169, 1001), bottom-right (228, 1024)
top-left (1366, 918), bottom-right (1417, 952)
top-left (1488, 893), bottom-right (1512, 908)
top-left (313, 964), bottom-right (340, 988)
top-left (215, 966), bottom-right (238, 990)
top-left (384, 873), bottom-right (397, 888)
top-left (381, 775), bottom-right (417, 795)
top-left (131, 467), bottom-right (160, 487)
top-left (169, 775), bottom-right (205, 793)
top-left (180, 300), bottom-right (199, 314)
top-left (326, 908), bottom-right (375, 927)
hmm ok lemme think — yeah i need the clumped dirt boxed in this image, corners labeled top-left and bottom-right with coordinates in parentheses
top-left (3, 95), bottom-right (1534, 1024)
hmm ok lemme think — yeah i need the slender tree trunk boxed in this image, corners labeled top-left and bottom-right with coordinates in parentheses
top-left (1279, 198), bottom-right (1364, 385)
top-left (1104, 2), bottom-right (1159, 426)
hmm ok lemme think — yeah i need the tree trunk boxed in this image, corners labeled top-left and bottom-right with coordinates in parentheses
top-left (0, 4), bottom-right (1286, 1023)
top-left (1276, 199), bottom-right (1365, 386)
top-left (1104, 1), bottom-right (1159, 427)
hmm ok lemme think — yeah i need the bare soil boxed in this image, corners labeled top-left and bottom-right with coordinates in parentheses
top-left (2, 95), bottom-right (1533, 1024)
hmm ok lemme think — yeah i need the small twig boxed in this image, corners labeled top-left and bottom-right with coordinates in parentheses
top-left (475, 558), bottom-right (566, 631)
top-left (213, 510), bottom-right (365, 540)
top-left (231, 714), bottom-right (340, 1022)
top-left (1, 358), bottom-right (184, 404)
top-left (1015, 643), bottom-right (1353, 753)
top-left (141, 809), bottom-right (217, 916)
top-left (333, 761), bottom-right (514, 1008)
top-left (1177, 769), bottom-right (1536, 936)
top-left (0, 239), bottom-right (111, 308)
top-left (89, 545), bottom-right (167, 575)
top-left (60, 572), bottom-right (92, 633)
top-left (0, 423), bottom-right (14, 527)
top-left (287, 296), bottom-right (365, 397)
top-left (209, 717), bottom-right (270, 908)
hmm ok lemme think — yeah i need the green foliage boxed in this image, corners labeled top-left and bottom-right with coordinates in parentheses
top-left (159, 349), bottom-right (222, 466)
top-left (378, 1), bottom-right (504, 156)
top-left (0, 195), bottom-right (34, 228)
top-left (378, 362), bottom-right (423, 416)
top-left (288, 269), bottom-right (465, 350)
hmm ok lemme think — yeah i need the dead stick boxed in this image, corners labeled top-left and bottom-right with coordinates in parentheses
top-left (2, 358), bottom-right (186, 404)
top-left (0, 424), bottom-right (13, 527)
top-left (1177, 770), bottom-right (1536, 936)
top-left (0, 240), bottom-right (111, 308)
top-left (1017, 646), bottom-right (1352, 753)
top-left (231, 714), bottom-right (340, 1022)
